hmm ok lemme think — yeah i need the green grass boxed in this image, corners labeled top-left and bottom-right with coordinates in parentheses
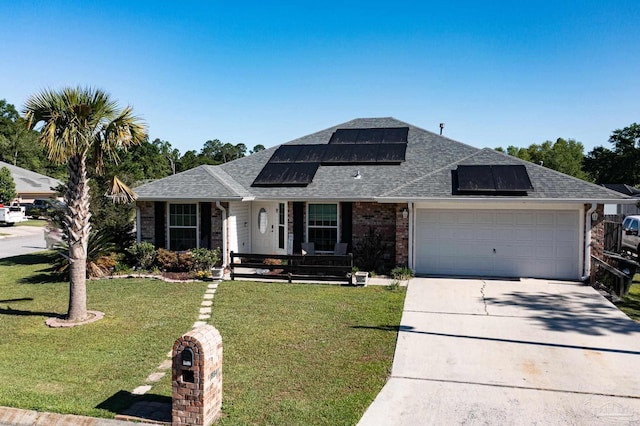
top-left (18, 219), bottom-right (48, 227)
top-left (615, 274), bottom-right (640, 322)
top-left (0, 252), bottom-right (207, 418)
top-left (0, 254), bottom-right (406, 423)
top-left (211, 281), bottom-right (406, 425)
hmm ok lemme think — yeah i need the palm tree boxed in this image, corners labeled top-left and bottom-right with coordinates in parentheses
top-left (24, 87), bottom-right (146, 321)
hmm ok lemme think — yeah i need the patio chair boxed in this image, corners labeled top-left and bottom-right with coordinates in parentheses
top-left (301, 242), bottom-right (315, 256)
top-left (334, 242), bottom-right (348, 255)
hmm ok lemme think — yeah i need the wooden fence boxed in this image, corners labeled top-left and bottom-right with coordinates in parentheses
top-left (604, 220), bottom-right (622, 253)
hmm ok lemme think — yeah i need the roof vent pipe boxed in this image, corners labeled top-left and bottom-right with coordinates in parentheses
top-left (439, 123), bottom-right (444, 135)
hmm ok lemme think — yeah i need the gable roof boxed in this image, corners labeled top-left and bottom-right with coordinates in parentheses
top-left (0, 161), bottom-right (62, 197)
top-left (134, 117), bottom-right (631, 204)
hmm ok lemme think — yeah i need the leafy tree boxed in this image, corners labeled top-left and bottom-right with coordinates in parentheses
top-left (584, 123), bottom-right (640, 185)
top-left (24, 86), bottom-right (146, 321)
top-left (0, 99), bottom-right (49, 172)
top-left (251, 144), bottom-right (265, 154)
top-left (496, 138), bottom-right (589, 180)
top-left (0, 166), bottom-right (17, 203)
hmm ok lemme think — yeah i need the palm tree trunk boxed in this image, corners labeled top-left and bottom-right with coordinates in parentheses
top-left (66, 153), bottom-right (91, 321)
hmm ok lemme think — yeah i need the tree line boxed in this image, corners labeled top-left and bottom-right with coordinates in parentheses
top-left (0, 98), bottom-right (265, 183)
top-left (493, 123), bottom-right (640, 186)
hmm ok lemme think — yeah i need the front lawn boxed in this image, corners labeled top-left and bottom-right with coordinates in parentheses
top-left (0, 254), bottom-right (406, 424)
top-left (0, 252), bottom-right (207, 418)
top-left (211, 281), bottom-right (406, 425)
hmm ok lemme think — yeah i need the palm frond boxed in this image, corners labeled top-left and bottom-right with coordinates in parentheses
top-left (106, 175), bottom-right (138, 204)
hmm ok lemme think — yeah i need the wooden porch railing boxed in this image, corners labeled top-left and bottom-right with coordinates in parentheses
top-left (229, 251), bottom-right (354, 285)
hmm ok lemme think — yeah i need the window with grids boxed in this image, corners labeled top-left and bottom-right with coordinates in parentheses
top-left (169, 204), bottom-right (197, 250)
top-left (308, 204), bottom-right (337, 252)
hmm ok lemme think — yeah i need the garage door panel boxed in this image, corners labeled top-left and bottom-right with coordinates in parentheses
top-left (515, 213), bottom-right (535, 225)
top-left (416, 209), bottom-right (579, 280)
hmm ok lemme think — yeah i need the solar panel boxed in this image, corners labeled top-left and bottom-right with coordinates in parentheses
top-left (329, 129), bottom-right (360, 144)
top-left (376, 143), bottom-right (407, 163)
top-left (492, 165), bottom-right (534, 191)
top-left (457, 165), bottom-right (495, 191)
top-left (322, 144), bottom-right (354, 163)
top-left (252, 162), bottom-right (320, 186)
top-left (296, 145), bottom-right (326, 162)
top-left (329, 127), bottom-right (409, 144)
top-left (355, 128), bottom-right (384, 144)
top-left (270, 145), bottom-right (303, 163)
top-left (350, 144), bottom-right (380, 162)
top-left (382, 127), bottom-right (409, 143)
top-left (282, 163), bottom-right (320, 184)
top-left (457, 165), bottom-right (533, 192)
top-left (253, 126), bottom-right (410, 186)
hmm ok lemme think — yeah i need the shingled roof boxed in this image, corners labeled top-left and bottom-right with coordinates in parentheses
top-left (134, 117), bottom-right (630, 203)
top-left (0, 161), bottom-right (62, 198)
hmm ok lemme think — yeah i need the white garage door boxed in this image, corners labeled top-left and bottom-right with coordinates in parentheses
top-left (415, 209), bottom-right (580, 280)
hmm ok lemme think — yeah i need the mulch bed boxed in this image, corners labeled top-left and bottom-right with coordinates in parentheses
top-left (161, 271), bottom-right (192, 281)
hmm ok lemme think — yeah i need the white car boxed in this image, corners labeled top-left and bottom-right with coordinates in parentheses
top-left (622, 215), bottom-right (640, 256)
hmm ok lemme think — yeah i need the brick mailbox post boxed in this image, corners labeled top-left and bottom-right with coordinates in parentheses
top-left (172, 325), bottom-right (223, 426)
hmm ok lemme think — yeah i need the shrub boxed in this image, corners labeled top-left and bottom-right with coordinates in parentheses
top-left (190, 247), bottom-right (221, 271)
top-left (54, 229), bottom-right (117, 278)
top-left (156, 248), bottom-right (194, 272)
top-left (127, 241), bottom-right (156, 270)
top-left (177, 251), bottom-right (194, 272)
top-left (391, 266), bottom-right (414, 280)
top-left (354, 227), bottom-right (388, 274)
top-left (156, 248), bottom-right (178, 271)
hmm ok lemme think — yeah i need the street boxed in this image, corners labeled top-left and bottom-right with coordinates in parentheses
top-left (0, 225), bottom-right (48, 259)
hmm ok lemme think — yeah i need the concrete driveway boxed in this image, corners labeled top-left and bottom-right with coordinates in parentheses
top-left (0, 225), bottom-right (47, 259)
top-left (359, 278), bottom-right (640, 425)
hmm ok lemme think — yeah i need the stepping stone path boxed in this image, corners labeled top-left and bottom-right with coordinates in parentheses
top-left (115, 280), bottom-right (221, 424)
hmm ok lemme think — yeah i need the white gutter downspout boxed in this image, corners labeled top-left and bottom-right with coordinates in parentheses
top-left (408, 201), bottom-right (414, 270)
top-left (215, 201), bottom-right (228, 267)
top-left (583, 203), bottom-right (597, 281)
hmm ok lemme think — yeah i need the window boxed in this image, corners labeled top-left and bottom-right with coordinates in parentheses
top-left (308, 203), bottom-right (337, 252)
top-left (258, 208), bottom-right (268, 234)
top-left (169, 204), bottom-right (198, 250)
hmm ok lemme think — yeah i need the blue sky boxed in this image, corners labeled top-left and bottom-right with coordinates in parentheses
top-left (1, 1), bottom-right (639, 155)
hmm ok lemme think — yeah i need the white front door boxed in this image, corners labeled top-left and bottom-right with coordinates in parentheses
top-left (252, 202), bottom-right (287, 255)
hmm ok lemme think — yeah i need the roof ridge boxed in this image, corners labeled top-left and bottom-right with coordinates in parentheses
top-left (380, 150), bottom-right (482, 196)
top-left (204, 165), bottom-right (253, 198)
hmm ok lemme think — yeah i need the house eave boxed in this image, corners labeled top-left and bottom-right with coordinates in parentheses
top-left (374, 197), bottom-right (639, 205)
top-left (135, 196), bottom-right (244, 202)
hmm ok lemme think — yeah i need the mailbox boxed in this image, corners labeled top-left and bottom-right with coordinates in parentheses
top-left (181, 347), bottom-right (193, 367)
top-left (172, 325), bottom-right (223, 426)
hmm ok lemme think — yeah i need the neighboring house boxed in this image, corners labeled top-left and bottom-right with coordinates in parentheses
top-left (0, 160), bottom-right (62, 203)
top-left (134, 117), bottom-right (634, 281)
top-left (602, 184), bottom-right (640, 217)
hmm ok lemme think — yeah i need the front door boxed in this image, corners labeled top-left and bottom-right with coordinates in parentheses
top-left (252, 202), bottom-right (287, 255)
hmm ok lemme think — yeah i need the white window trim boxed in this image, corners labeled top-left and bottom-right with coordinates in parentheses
top-left (306, 202), bottom-right (339, 253)
top-left (167, 202), bottom-right (200, 250)
top-left (277, 202), bottom-right (286, 251)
